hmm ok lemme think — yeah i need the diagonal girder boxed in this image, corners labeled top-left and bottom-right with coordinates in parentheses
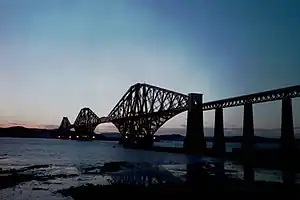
top-left (60, 83), bottom-right (300, 137)
top-left (112, 110), bottom-right (184, 137)
top-left (108, 83), bottom-right (188, 136)
top-left (59, 117), bottom-right (72, 130)
top-left (73, 107), bottom-right (100, 133)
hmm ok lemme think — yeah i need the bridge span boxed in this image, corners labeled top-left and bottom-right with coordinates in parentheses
top-left (59, 83), bottom-right (300, 154)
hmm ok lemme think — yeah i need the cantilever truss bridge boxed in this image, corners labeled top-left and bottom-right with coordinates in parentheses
top-left (59, 83), bottom-right (300, 138)
top-left (59, 83), bottom-right (189, 137)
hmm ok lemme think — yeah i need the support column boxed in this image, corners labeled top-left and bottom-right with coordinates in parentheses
top-left (215, 161), bottom-right (225, 180)
top-left (213, 107), bottom-right (225, 156)
top-left (186, 163), bottom-right (203, 185)
top-left (244, 164), bottom-right (254, 184)
top-left (184, 93), bottom-right (205, 153)
top-left (280, 97), bottom-right (295, 183)
top-left (242, 104), bottom-right (255, 184)
top-left (242, 103), bottom-right (254, 158)
top-left (280, 98), bottom-right (295, 154)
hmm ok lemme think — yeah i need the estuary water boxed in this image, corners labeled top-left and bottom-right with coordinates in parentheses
top-left (0, 137), bottom-right (299, 200)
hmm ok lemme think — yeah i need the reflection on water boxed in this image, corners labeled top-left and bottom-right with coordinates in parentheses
top-left (0, 138), bottom-right (299, 199)
top-left (214, 161), bottom-right (225, 179)
top-left (155, 140), bottom-right (281, 152)
top-left (244, 164), bottom-right (254, 183)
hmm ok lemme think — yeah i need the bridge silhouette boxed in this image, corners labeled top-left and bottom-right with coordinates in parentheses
top-left (59, 83), bottom-right (300, 154)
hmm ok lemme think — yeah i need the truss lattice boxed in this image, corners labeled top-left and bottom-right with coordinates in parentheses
top-left (203, 85), bottom-right (300, 110)
top-left (60, 84), bottom-right (300, 136)
top-left (73, 107), bottom-right (100, 133)
top-left (108, 83), bottom-right (188, 136)
top-left (58, 117), bottom-right (72, 130)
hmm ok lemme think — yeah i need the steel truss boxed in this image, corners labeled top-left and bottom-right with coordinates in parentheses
top-left (202, 85), bottom-right (300, 110)
top-left (60, 84), bottom-right (299, 135)
top-left (73, 107), bottom-right (100, 133)
top-left (58, 117), bottom-right (72, 130)
top-left (108, 83), bottom-right (188, 137)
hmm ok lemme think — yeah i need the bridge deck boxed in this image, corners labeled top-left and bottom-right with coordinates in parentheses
top-left (202, 85), bottom-right (300, 110)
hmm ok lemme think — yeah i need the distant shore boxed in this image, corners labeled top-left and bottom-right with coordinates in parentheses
top-left (0, 126), bottom-right (119, 141)
top-left (2, 126), bottom-right (300, 172)
top-left (0, 126), bottom-right (296, 144)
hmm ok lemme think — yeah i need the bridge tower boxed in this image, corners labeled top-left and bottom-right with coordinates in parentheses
top-left (184, 93), bottom-right (205, 153)
top-left (58, 117), bottom-right (72, 131)
top-left (108, 83), bottom-right (188, 149)
top-left (73, 107), bottom-right (100, 135)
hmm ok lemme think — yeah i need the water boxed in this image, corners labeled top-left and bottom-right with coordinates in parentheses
top-left (155, 140), bottom-right (280, 151)
top-left (0, 137), bottom-right (298, 200)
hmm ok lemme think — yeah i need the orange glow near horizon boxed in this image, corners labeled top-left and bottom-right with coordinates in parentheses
top-left (0, 120), bottom-right (118, 132)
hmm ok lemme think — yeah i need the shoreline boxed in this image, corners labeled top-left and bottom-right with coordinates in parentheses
top-left (1, 161), bottom-right (299, 199)
top-left (57, 179), bottom-right (299, 199)
top-left (2, 135), bottom-right (300, 172)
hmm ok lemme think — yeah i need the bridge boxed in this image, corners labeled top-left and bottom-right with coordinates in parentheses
top-left (59, 83), bottom-right (300, 154)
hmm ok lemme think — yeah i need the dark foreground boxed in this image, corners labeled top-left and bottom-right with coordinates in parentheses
top-left (57, 167), bottom-right (298, 199)
top-left (58, 181), bottom-right (297, 199)
top-left (1, 161), bottom-right (299, 199)
top-left (143, 145), bottom-right (300, 173)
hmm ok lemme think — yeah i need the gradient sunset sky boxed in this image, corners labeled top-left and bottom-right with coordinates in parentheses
top-left (0, 0), bottom-right (299, 131)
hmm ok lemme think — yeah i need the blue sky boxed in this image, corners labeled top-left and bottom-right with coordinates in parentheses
top-left (0, 0), bottom-right (299, 131)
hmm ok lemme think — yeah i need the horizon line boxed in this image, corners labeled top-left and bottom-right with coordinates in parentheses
top-left (1, 124), bottom-right (299, 131)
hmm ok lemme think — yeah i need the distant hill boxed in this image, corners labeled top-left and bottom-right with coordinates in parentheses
top-left (0, 127), bottom-right (121, 141)
top-left (1, 126), bottom-right (299, 144)
top-left (0, 126), bottom-right (53, 138)
top-left (154, 134), bottom-right (184, 141)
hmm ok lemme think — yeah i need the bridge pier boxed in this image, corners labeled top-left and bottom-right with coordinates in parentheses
top-left (244, 164), bottom-right (255, 184)
top-left (121, 134), bottom-right (154, 149)
top-left (184, 93), bottom-right (205, 153)
top-left (119, 121), bottom-right (154, 149)
top-left (213, 107), bottom-right (225, 156)
top-left (280, 97), bottom-right (295, 178)
top-left (280, 97), bottom-right (295, 154)
top-left (241, 103), bottom-right (254, 159)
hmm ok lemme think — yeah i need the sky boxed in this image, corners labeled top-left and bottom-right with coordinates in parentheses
top-left (0, 0), bottom-right (299, 133)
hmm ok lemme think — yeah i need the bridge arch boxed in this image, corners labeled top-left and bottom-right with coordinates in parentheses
top-left (157, 111), bottom-right (187, 135)
top-left (62, 83), bottom-right (191, 147)
top-left (94, 122), bottom-right (119, 137)
top-left (68, 109), bottom-right (188, 138)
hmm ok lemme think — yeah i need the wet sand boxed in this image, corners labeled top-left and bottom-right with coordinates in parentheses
top-left (57, 179), bottom-right (297, 199)
top-left (0, 164), bottom-right (79, 190)
top-left (56, 162), bottom-right (299, 199)
top-left (1, 161), bottom-right (299, 200)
